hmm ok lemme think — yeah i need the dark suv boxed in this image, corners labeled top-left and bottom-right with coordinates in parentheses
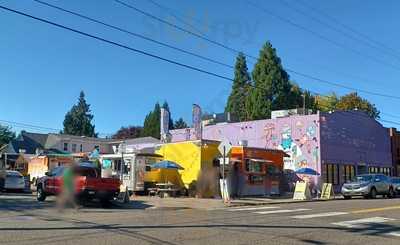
top-left (341, 174), bottom-right (395, 199)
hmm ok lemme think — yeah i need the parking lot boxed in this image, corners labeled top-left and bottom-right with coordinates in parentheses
top-left (0, 192), bottom-right (399, 245)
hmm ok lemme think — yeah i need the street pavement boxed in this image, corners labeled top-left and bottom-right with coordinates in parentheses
top-left (0, 193), bottom-right (400, 245)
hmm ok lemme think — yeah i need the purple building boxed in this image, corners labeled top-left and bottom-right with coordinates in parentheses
top-left (170, 111), bottom-right (393, 190)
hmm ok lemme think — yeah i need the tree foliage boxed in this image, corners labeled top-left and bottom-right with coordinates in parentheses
top-left (63, 91), bottom-right (97, 137)
top-left (0, 124), bottom-right (15, 147)
top-left (112, 126), bottom-right (143, 140)
top-left (225, 53), bottom-right (251, 121)
top-left (315, 93), bottom-right (339, 112)
top-left (246, 42), bottom-right (299, 120)
top-left (174, 118), bottom-right (188, 129)
top-left (142, 102), bottom-right (161, 139)
top-left (336, 92), bottom-right (380, 118)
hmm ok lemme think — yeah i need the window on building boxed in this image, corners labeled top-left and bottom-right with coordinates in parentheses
top-left (63, 143), bottom-right (68, 151)
top-left (72, 144), bottom-right (77, 152)
top-left (342, 165), bottom-right (355, 183)
top-left (80, 144), bottom-right (83, 152)
top-left (245, 159), bottom-right (263, 173)
top-left (248, 175), bottom-right (264, 184)
top-left (325, 164), bottom-right (339, 185)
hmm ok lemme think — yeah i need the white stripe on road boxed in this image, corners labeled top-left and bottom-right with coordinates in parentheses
top-left (255, 208), bottom-right (311, 215)
top-left (291, 212), bottom-right (348, 219)
top-left (228, 206), bottom-right (280, 212)
top-left (332, 217), bottom-right (396, 228)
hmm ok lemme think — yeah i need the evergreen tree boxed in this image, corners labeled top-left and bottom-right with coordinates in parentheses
top-left (142, 102), bottom-right (161, 139)
top-left (246, 42), bottom-right (295, 120)
top-left (174, 118), bottom-right (188, 129)
top-left (63, 91), bottom-right (97, 137)
top-left (0, 124), bottom-right (15, 147)
top-left (225, 53), bottom-right (251, 121)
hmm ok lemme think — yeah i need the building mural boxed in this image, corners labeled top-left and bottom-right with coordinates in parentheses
top-left (170, 114), bottom-right (321, 174)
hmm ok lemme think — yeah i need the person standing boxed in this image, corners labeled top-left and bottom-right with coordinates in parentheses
top-left (57, 165), bottom-right (79, 211)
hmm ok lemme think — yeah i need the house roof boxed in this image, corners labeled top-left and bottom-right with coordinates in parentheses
top-left (123, 137), bottom-right (160, 145)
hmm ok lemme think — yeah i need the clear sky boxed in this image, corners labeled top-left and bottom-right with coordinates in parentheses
top-left (1, 0), bottom-right (399, 136)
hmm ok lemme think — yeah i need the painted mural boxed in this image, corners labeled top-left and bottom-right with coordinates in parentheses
top-left (170, 114), bottom-right (321, 174)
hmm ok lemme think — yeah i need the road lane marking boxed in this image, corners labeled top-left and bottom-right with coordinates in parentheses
top-left (351, 206), bottom-right (400, 214)
top-left (332, 217), bottom-right (396, 228)
top-left (228, 206), bottom-right (280, 212)
top-left (291, 212), bottom-right (348, 219)
top-left (255, 208), bottom-right (311, 215)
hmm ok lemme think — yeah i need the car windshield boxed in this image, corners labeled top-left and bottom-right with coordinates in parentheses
top-left (352, 175), bottom-right (373, 182)
top-left (392, 178), bottom-right (400, 184)
top-left (6, 172), bottom-right (23, 178)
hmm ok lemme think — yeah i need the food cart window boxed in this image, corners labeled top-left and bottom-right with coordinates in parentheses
top-left (248, 175), bottom-right (264, 184)
top-left (245, 159), bottom-right (263, 173)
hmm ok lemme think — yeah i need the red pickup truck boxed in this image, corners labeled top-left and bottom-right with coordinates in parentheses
top-left (36, 163), bottom-right (120, 206)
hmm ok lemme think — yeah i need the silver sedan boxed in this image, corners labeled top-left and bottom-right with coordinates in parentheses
top-left (0, 170), bottom-right (25, 191)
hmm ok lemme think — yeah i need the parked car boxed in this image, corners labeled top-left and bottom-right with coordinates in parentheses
top-left (391, 177), bottom-right (400, 195)
top-left (341, 174), bottom-right (394, 199)
top-left (0, 170), bottom-right (26, 192)
top-left (36, 163), bottom-right (121, 206)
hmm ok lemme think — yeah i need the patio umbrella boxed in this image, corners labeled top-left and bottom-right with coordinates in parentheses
top-left (295, 167), bottom-right (320, 176)
top-left (151, 161), bottom-right (184, 170)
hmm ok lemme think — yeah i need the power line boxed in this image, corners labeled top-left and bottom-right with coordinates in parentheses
top-left (114, 0), bottom-right (400, 100)
top-left (244, 0), bottom-right (400, 72)
top-left (0, 5), bottom-right (233, 82)
top-left (113, 0), bottom-right (252, 58)
top-left (279, 0), bottom-right (400, 62)
top-left (297, 0), bottom-right (400, 57)
top-left (32, 0), bottom-right (233, 69)
top-left (145, 0), bottom-right (396, 92)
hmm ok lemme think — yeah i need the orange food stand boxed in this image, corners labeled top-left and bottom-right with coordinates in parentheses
top-left (227, 146), bottom-right (288, 197)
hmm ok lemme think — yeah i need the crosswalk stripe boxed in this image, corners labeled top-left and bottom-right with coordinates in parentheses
top-left (291, 212), bottom-right (348, 219)
top-left (255, 208), bottom-right (311, 215)
top-left (228, 206), bottom-right (280, 212)
top-left (331, 217), bottom-right (396, 228)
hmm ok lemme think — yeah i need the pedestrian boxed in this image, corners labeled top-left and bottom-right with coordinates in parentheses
top-left (57, 164), bottom-right (79, 211)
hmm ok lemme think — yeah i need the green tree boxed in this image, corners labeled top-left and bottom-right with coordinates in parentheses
top-left (246, 42), bottom-right (295, 120)
top-left (112, 126), bottom-right (143, 139)
top-left (63, 91), bottom-right (97, 137)
top-left (174, 118), bottom-right (188, 129)
top-left (225, 53), bottom-right (251, 121)
top-left (0, 124), bottom-right (15, 147)
top-left (336, 92), bottom-right (380, 118)
top-left (142, 102), bottom-right (161, 139)
top-left (315, 93), bottom-right (339, 112)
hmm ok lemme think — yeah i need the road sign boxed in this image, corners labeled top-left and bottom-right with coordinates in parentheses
top-left (218, 140), bottom-right (232, 156)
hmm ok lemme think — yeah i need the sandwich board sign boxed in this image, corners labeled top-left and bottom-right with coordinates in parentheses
top-left (320, 183), bottom-right (334, 200)
top-left (293, 181), bottom-right (311, 200)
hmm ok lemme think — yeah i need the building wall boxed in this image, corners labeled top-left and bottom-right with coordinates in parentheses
top-left (171, 114), bottom-right (321, 174)
top-left (320, 111), bottom-right (392, 169)
top-left (389, 128), bottom-right (400, 176)
top-left (46, 134), bottom-right (112, 154)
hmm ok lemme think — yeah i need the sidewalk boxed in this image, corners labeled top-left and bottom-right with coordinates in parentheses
top-left (131, 195), bottom-right (227, 211)
top-left (128, 194), bottom-right (344, 211)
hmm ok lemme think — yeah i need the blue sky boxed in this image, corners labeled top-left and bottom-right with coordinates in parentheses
top-left (1, 0), bottom-right (399, 136)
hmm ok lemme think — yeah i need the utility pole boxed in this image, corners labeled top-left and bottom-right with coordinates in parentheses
top-left (302, 93), bottom-right (306, 115)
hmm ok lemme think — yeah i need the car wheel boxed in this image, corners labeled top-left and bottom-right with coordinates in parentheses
top-left (343, 195), bottom-right (351, 200)
top-left (37, 186), bottom-right (46, 202)
top-left (369, 188), bottom-right (377, 199)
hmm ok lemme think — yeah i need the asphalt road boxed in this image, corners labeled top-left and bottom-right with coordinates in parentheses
top-left (0, 193), bottom-right (400, 245)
